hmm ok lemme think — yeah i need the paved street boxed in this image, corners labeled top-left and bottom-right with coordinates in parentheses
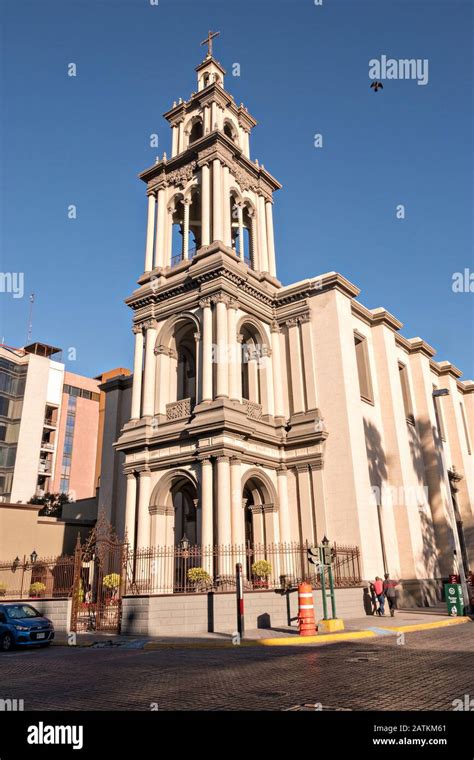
top-left (1, 625), bottom-right (473, 711)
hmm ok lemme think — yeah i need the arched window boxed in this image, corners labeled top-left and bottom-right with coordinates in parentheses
top-left (171, 321), bottom-right (196, 404)
top-left (223, 120), bottom-right (238, 145)
top-left (172, 481), bottom-right (198, 546)
top-left (188, 187), bottom-right (201, 255)
top-left (240, 326), bottom-right (262, 405)
top-left (170, 198), bottom-right (184, 267)
top-left (189, 118), bottom-right (203, 144)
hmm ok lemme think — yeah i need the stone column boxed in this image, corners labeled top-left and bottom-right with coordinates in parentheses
top-left (235, 333), bottom-right (243, 400)
top-left (125, 473), bottom-right (137, 550)
top-left (171, 125), bottom-right (178, 156)
top-left (212, 159), bottom-right (222, 241)
top-left (263, 344), bottom-right (275, 417)
top-left (257, 195), bottom-right (269, 272)
top-left (200, 298), bottom-right (213, 402)
top-left (194, 331), bottom-right (200, 404)
top-left (217, 456), bottom-right (232, 560)
top-left (182, 198), bottom-right (191, 260)
top-left (287, 319), bottom-right (305, 414)
top-left (144, 193), bottom-right (156, 272)
top-left (201, 457), bottom-right (213, 575)
top-left (131, 326), bottom-right (144, 419)
top-left (296, 465), bottom-right (316, 544)
top-left (230, 457), bottom-right (244, 546)
top-left (299, 313), bottom-right (318, 411)
top-left (164, 202), bottom-right (173, 266)
top-left (154, 187), bottom-right (166, 268)
top-left (201, 164), bottom-right (210, 246)
top-left (222, 165), bottom-right (231, 247)
top-left (142, 320), bottom-right (158, 417)
top-left (203, 105), bottom-right (210, 133)
top-left (155, 345), bottom-right (170, 416)
top-left (211, 102), bottom-right (217, 129)
top-left (250, 209), bottom-right (258, 268)
top-left (271, 322), bottom-right (284, 418)
top-left (227, 300), bottom-right (239, 401)
top-left (277, 466), bottom-right (292, 576)
top-left (237, 203), bottom-right (244, 261)
top-left (136, 470), bottom-right (152, 549)
top-left (178, 119), bottom-right (184, 153)
top-left (214, 295), bottom-right (229, 398)
top-left (265, 200), bottom-right (276, 277)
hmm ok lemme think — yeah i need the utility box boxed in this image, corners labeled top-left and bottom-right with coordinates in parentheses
top-left (444, 583), bottom-right (464, 616)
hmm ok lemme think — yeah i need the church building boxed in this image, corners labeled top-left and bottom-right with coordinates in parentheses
top-left (107, 36), bottom-right (473, 606)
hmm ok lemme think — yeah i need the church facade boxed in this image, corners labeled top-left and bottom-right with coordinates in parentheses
top-left (113, 43), bottom-right (474, 604)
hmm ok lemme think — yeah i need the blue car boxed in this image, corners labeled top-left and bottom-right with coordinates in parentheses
top-left (0, 603), bottom-right (55, 651)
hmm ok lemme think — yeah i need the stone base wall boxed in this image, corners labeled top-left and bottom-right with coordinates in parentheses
top-left (121, 586), bottom-right (366, 637)
top-left (2, 597), bottom-right (72, 632)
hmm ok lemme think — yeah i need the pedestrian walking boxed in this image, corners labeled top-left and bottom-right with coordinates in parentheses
top-left (373, 576), bottom-right (385, 616)
top-left (383, 573), bottom-right (399, 617)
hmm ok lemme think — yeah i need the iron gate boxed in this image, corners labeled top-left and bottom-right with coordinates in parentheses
top-left (70, 517), bottom-right (126, 634)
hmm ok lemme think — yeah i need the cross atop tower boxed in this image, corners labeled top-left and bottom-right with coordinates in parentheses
top-left (200, 30), bottom-right (220, 58)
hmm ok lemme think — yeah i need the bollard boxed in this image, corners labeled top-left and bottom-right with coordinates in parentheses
top-left (297, 582), bottom-right (317, 636)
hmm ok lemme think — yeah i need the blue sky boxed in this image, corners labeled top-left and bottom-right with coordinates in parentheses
top-left (1, 0), bottom-right (472, 377)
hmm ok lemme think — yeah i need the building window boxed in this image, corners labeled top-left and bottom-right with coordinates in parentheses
top-left (433, 385), bottom-right (446, 441)
top-left (460, 402), bottom-right (471, 455)
top-left (63, 384), bottom-right (99, 401)
top-left (354, 332), bottom-right (374, 403)
top-left (57, 396), bottom-right (77, 494)
top-left (398, 362), bottom-right (415, 424)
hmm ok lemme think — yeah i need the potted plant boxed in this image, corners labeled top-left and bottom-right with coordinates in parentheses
top-left (0, 582), bottom-right (6, 597)
top-left (103, 573), bottom-right (121, 604)
top-left (29, 581), bottom-right (46, 598)
top-left (251, 560), bottom-right (272, 589)
top-left (187, 566), bottom-right (212, 592)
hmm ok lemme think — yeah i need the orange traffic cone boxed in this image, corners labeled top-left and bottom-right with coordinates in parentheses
top-left (298, 582), bottom-right (317, 636)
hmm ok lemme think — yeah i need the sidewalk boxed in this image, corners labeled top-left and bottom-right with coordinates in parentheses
top-left (52, 608), bottom-right (472, 649)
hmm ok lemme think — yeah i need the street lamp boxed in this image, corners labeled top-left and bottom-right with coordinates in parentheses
top-left (30, 550), bottom-right (38, 565)
top-left (432, 389), bottom-right (470, 613)
top-left (179, 535), bottom-right (190, 552)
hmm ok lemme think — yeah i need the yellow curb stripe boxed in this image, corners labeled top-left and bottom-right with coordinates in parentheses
top-left (378, 617), bottom-right (471, 635)
top-left (257, 631), bottom-right (377, 646)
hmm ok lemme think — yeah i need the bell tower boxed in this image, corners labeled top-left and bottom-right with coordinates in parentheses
top-left (138, 32), bottom-right (280, 278)
top-left (117, 34), bottom-right (326, 558)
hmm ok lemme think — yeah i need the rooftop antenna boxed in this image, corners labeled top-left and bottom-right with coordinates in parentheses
top-left (27, 292), bottom-right (35, 343)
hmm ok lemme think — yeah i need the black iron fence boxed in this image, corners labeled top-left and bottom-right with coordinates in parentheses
top-left (0, 555), bottom-right (75, 600)
top-left (0, 542), bottom-right (362, 601)
top-left (125, 541), bottom-right (362, 595)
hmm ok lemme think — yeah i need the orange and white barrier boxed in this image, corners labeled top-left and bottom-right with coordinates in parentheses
top-left (297, 582), bottom-right (317, 636)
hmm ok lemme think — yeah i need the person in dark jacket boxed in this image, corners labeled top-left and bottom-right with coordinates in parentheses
top-left (383, 573), bottom-right (400, 617)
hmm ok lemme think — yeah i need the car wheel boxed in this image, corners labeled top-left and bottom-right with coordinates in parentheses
top-left (0, 633), bottom-right (14, 652)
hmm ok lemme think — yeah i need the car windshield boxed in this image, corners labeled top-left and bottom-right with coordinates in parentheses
top-left (5, 605), bottom-right (40, 619)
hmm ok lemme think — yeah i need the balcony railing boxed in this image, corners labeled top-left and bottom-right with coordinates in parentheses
top-left (43, 418), bottom-right (57, 428)
top-left (170, 247), bottom-right (197, 269)
top-left (166, 398), bottom-right (192, 422)
top-left (38, 462), bottom-right (52, 475)
top-left (40, 442), bottom-right (55, 451)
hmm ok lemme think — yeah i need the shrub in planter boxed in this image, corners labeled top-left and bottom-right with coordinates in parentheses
top-left (29, 581), bottom-right (46, 597)
top-left (187, 567), bottom-right (212, 591)
top-left (251, 560), bottom-right (272, 589)
top-left (0, 582), bottom-right (6, 597)
top-left (102, 573), bottom-right (120, 591)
